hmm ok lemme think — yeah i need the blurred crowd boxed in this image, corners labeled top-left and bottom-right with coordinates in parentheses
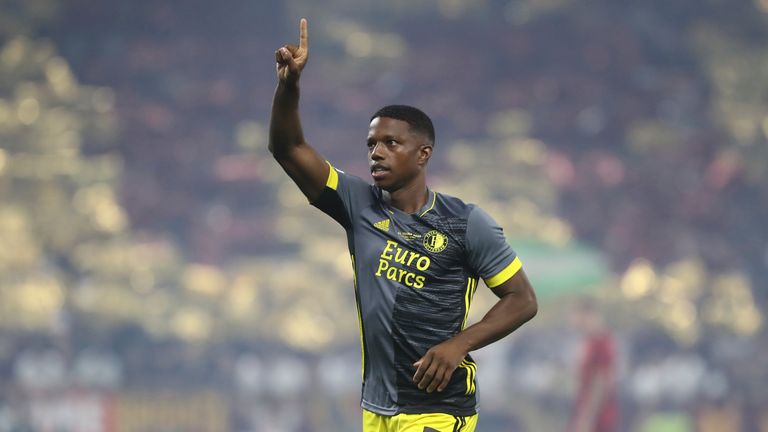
top-left (2, 318), bottom-right (768, 431)
top-left (1, 0), bottom-right (767, 430)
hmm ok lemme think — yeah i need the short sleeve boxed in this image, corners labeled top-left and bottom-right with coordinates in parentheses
top-left (310, 161), bottom-right (374, 229)
top-left (465, 206), bottom-right (522, 288)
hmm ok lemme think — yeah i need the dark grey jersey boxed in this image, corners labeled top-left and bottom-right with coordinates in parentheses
top-left (311, 162), bottom-right (522, 416)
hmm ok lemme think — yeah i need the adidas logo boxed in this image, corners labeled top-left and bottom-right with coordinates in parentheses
top-left (373, 219), bottom-right (390, 232)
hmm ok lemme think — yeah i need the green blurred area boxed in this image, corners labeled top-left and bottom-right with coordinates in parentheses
top-left (515, 239), bottom-right (609, 300)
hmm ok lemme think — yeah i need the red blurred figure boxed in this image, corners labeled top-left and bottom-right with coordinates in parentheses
top-left (568, 299), bottom-right (619, 432)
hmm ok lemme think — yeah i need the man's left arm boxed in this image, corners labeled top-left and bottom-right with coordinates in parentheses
top-left (413, 270), bottom-right (537, 392)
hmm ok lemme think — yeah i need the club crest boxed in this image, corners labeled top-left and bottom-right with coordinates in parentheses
top-left (423, 230), bottom-right (447, 253)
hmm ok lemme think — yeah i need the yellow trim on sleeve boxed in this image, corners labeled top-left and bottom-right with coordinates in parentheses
top-left (325, 161), bottom-right (339, 190)
top-left (484, 256), bottom-right (522, 288)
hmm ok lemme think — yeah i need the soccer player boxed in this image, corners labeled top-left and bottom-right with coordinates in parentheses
top-left (269, 18), bottom-right (538, 432)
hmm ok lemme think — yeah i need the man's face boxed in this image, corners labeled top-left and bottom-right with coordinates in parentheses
top-left (367, 117), bottom-right (431, 191)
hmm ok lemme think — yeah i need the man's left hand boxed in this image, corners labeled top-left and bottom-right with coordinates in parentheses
top-left (412, 339), bottom-right (467, 393)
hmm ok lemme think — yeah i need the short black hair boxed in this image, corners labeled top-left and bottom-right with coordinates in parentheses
top-left (370, 105), bottom-right (435, 145)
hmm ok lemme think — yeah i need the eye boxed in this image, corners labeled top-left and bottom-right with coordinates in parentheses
top-left (386, 139), bottom-right (398, 145)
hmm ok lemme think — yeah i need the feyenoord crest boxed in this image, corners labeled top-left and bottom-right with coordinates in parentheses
top-left (423, 230), bottom-right (447, 253)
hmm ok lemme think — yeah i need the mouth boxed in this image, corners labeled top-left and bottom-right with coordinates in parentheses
top-left (371, 165), bottom-right (390, 181)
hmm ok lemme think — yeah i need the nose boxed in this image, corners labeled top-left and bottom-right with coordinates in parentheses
top-left (369, 142), bottom-right (384, 161)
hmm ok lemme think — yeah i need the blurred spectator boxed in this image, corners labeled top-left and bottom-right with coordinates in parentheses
top-left (568, 299), bottom-right (619, 432)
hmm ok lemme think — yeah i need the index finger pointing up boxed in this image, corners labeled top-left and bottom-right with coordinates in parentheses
top-left (299, 18), bottom-right (308, 50)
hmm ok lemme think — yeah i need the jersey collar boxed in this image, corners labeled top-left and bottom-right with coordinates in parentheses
top-left (418, 189), bottom-right (437, 217)
top-left (379, 188), bottom-right (437, 218)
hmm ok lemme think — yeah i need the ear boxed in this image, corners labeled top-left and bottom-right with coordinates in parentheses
top-left (418, 144), bottom-right (433, 166)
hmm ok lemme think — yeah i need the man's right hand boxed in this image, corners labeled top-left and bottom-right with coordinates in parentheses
top-left (275, 18), bottom-right (309, 84)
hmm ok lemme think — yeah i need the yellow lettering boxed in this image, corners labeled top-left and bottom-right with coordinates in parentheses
top-left (397, 268), bottom-right (408, 282)
top-left (381, 240), bottom-right (397, 260)
top-left (416, 256), bottom-right (431, 271)
top-left (375, 241), bottom-right (431, 288)
top-left (386, 267), bottom-right (398, 280)
top-left (394, 248), bottom-right (408, 264)
top-left (376, 259), bottom-right (389, 276)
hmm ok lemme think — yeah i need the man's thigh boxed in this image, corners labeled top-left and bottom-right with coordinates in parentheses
top-left (363, 410), bottom-right (477, 432)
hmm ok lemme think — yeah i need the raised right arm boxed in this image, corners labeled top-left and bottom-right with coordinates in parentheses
top-left (269, 18), bottom-right (329, 202)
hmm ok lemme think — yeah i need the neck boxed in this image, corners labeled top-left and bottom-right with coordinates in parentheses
top-left (384, 176), bottom-right (428, 214)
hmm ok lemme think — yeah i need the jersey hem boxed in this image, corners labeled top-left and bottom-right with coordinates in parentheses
top-left (361, 400), bottom-right (398, 416)
top-left (361, 400), bottom-right (478, 417)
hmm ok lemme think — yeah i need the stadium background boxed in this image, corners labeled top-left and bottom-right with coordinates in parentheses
top-left (1, 0), bottom-right (767, 430)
